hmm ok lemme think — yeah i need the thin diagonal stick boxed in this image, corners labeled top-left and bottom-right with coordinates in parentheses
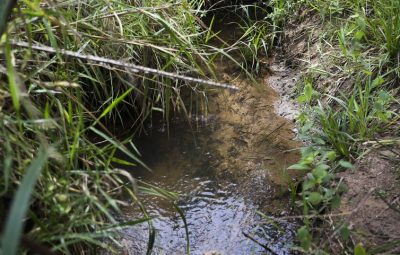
top-left (11, 41), bottom-right (239, 91)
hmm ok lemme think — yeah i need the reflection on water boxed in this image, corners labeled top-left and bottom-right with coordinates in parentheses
top-left (118, 122), bottom-right (296, 255)
top-left (111, 9), bottom-right (303, 254)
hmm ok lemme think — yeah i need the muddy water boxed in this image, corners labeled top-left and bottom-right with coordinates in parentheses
top-left (118, 67), bottom-right (301, 254)
top-left (118, 14), bottom-right (302, 255)
top-left (120, 123), bottom-right (296, 254)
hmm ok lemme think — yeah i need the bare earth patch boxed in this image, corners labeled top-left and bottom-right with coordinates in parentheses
top-left (338, 149), bottom-right (400, 253)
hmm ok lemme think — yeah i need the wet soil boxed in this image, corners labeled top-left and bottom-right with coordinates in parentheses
top-left (207, 58), bottom-right (302, 207)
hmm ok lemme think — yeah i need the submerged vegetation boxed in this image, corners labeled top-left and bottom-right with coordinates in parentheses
top-left (1, 0), bottom-right (399, 254)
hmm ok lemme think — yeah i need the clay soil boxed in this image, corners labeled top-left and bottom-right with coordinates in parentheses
top-left (338, 149), bottom-right (400, 253)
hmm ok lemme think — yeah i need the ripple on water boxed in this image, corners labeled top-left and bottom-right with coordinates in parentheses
top-left (118, 125), bottom-right (296, 255)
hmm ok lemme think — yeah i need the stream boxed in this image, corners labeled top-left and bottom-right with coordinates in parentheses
top-left (117, 75), bottom-right (301, 254)
top-left (119, 120), bottom-right (297, 255)
top-left (116, 13), bottom-right (301, 255)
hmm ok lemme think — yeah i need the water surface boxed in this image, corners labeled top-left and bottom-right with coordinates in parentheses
top-left (119, 122), bottom-right (297, 255)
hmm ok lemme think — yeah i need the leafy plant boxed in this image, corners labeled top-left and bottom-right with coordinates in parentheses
top-left (287, 0), bottom-right (400, 253)
top-left (290, 147), bottom-right (347, 210)
top-left (297, 75), bottom-right (395, 158)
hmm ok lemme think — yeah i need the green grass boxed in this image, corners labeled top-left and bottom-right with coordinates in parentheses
top-left (294, 0), bottom-right (400, 159)
top-left (1, 0), bottom-right (399, 254)
top-left (0, 0), bottom-right (232, 254)
top-left (274, 0), bottom-right (400, 253)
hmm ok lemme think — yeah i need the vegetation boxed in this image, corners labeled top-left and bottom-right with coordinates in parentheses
top-left (0, 0), bottom-right (229, 254)
top-left (270, 0), bottom-right (400, 253)
top-left (1, 0), bottom-right (399, 254)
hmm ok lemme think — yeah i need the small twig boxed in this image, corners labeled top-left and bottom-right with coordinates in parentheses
top-left (378, 194), bottom-right (400, 214)
top-left (264, 211), bottom-right (353, 221)
top-left (242, 231), bottom-right (278, 255)
top-left (255, 122), bottom-right (286, 146)
top-left (11, 41), bottom-right (239, 91)
top-left (264, 122), bottom-right (286, 140)
top-left (362, 139), bottom-right (400, 146)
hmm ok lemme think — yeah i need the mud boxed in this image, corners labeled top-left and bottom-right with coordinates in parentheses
top-left (207, 57), bottom-right (302, 207)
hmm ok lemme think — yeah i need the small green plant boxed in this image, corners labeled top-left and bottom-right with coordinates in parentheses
top-left (289, 147), bottom-right (349, 212)
top-left (238, 20), bottom-right (270, 74)
top-left (296, 226), bottom-right (313, 252)
top-left (289, 146), bottom-right (352, 253)
top-left (354, 243), bottom-right (367, 255)
top-left (268, 0), bottom-right (299, 45)
top-left (297, 75), bottom-right (394, 158)
top-left (287, 0), bottom-right (400, 253)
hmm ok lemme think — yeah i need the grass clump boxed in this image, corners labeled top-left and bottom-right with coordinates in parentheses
top-left (263, 0), bottom-right (400, 253)
top-left (293, 0), bottom-right (400, 159)
top-left (0, 0), bottom-right (226, 254)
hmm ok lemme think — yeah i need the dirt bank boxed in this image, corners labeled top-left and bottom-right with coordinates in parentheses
top-left (273, 10), bottom-right (400, 252)
top-left (337, 149), bottom-right (400, 253)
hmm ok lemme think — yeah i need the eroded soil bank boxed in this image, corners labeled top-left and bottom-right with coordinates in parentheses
top-left (270, 11), bottom-right (400, 252)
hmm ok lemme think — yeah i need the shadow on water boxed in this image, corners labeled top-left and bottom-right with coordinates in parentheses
top-left (116, 8), bottom-right (301, 254)
top-left (118, 120), bottom-right (297, 255)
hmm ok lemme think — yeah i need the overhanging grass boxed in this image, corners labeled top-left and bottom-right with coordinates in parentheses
top-left (0, 0), bottom-right (232, 254)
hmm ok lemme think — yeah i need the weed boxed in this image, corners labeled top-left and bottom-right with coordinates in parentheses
top-left (0, 0), bottom-right (225, 253)
top-left (277, 0), bottom-right (400, 253)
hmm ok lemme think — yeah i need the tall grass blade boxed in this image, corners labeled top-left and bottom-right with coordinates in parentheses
top-left (174, 204), bottom-right (190, 255)
top-left (0, 0), bottom-right (16, 35)
top-left (1, 139), bottom-right (13, 196)
top-left (98, 88), bottom-right (134, 121)
top-left (89, 127), bottom-right (147, 169)
top-left (5, 35), bottom-right (20, 114)
top-left (1, 147), bottom-right (49, 255)
top-left (146, 227), bottom-right (155, 255)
